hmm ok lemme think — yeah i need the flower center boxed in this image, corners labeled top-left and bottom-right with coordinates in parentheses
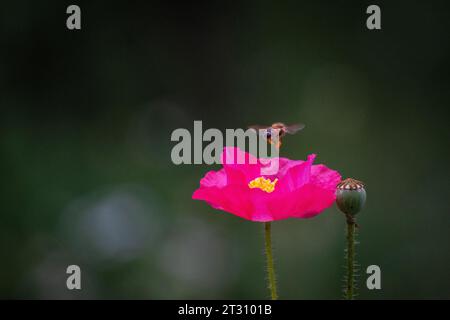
top-left (248, 177), bottom-right (278, 193)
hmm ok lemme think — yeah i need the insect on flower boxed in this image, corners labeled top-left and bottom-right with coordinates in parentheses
top-left (248, 122), bottom-right (305, 148)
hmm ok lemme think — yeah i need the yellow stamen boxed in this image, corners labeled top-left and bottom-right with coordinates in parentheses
top-left (248, 177), bottom-right (278, 193)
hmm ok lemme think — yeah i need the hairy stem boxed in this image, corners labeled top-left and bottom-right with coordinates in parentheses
top-left (264, 222), bottom-right (278, 300)
top-left (345, 217), bottom-right (356, 299)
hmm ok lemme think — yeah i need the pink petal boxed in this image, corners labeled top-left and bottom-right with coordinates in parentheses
top-left (310, 164), bottom-right (341, 192)
top-left (199, 169), bottom-right (227, 188)
top-left (267, 184), bottom-right (337, 220)
top-left (193, 184), bottom-right (254, 220)
top-left (275, 154), bottom-right (316, 192)
top-left (193, 147), bottom-right (342, 222)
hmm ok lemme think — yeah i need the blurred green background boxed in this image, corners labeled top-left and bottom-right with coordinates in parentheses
top-left (1, 0), bottom-right (449, 299)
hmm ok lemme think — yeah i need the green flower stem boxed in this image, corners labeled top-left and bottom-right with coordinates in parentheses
top-left (264, 222), bottom-right (278, 300)
top-left (345, 217), bottom-right (356, 300)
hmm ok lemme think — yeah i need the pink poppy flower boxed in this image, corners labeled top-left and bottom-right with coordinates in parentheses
top-left (192, 147), bottom-right (341, 222)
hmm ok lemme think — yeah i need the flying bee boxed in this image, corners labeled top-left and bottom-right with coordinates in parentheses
top-left (248, 122), bottom-right (305, 148)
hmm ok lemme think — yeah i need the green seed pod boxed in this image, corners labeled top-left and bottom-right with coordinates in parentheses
top-left (336, 178), bottom-right (366, 217)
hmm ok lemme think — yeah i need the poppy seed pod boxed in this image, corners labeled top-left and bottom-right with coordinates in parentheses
top-left (336, 178), bottom-right (366, 217)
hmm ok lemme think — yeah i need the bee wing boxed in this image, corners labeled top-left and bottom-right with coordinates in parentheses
top-left (284, 123), bottom-right (305, 134)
